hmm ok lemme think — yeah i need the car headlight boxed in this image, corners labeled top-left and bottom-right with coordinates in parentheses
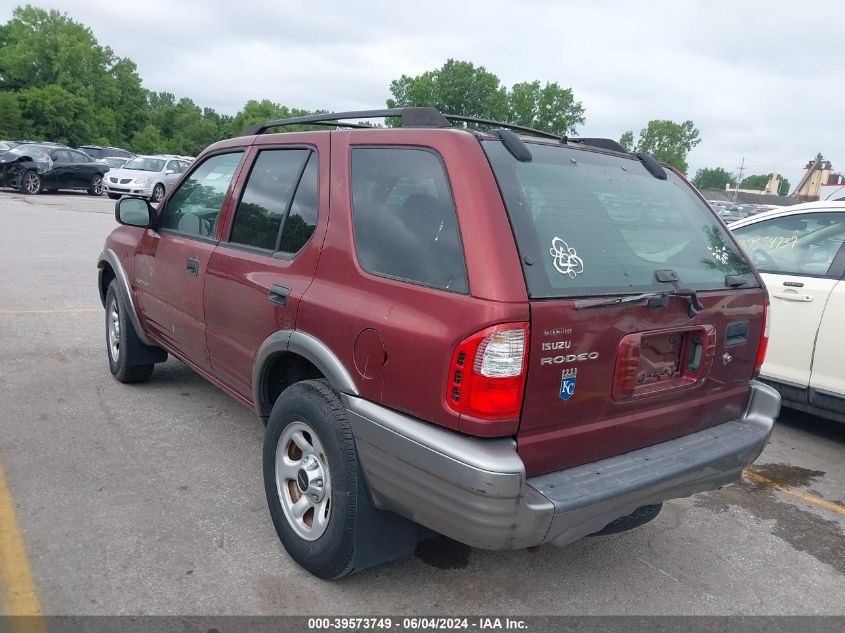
top-left (135, 176), bottom-right (151, 185)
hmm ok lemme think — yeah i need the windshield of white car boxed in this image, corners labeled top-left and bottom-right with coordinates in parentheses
top-left (123, 158), bottom-right (165, 172)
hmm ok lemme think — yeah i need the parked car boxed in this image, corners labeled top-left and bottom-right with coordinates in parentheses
top-left (98, 107), bottom-right (779, 579)
top-left (78, 145), bottom-right (135, 161)
top-left (97, 156), bottom-right (130, 170)
top-left (0, 143), bottom-right (108, 195)
top-left (102, 155), bottom-right (190, 201)
top-left (731, 201), bottom-right (845, 423)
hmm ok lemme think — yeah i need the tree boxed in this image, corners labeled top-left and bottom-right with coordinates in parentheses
top-left (0, 91), bottom-right (24, 137)
top-left (739, 174), bottom-right (770, 190)
top-left (506, 80), bottom-right (585, 135)
top-left (692, 167), bottom-right (735, 190)
top-left (387, 59), bottom-right (509, 123)
top-left (129, 124), bottom-right (165, 154)
top-left (619, 120), bottom-right (701, 173)
top-left (779, 177), bottom-right (791, 197)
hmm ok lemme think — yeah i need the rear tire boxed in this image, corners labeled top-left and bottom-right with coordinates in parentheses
top-left (105, 281), bottom-right (154, 383)
top-left (20, 170), bottom-right (42, 195)
top-left (588, 503), bottom-right (663, 537)
top-left (88, 174), bottom-right (104, 196)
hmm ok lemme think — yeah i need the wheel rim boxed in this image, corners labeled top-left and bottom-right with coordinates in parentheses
top-left (107, 297), bottom-right (120, 362)
top-left (24, 172), bottom-right (40, 194)
top-left (92, 176), bottom-right (103, 195)
top-left (153, 185), bottom-right (164, 202)
top-left (275, 421), bottom-right (332, 541)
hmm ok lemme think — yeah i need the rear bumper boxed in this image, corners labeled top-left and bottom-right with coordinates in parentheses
top-left (345, 380), bottom-right (780, 550)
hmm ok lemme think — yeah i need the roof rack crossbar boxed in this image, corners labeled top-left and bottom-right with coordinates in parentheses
top-left (240, 107), bottom-right (450, 136)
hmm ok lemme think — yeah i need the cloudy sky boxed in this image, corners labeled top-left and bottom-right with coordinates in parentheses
top-left (1, 0), bottom-right (839, 187)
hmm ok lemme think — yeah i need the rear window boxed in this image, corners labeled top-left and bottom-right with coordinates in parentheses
top-left (483, 141), bottom-right (753, 298)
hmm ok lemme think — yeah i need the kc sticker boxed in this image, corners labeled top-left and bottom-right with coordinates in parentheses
top-left (560, 368), bottom-right (577, 401)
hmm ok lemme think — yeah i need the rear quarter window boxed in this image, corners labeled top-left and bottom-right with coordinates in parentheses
top-left (350, 147), bottom-right (468, 294)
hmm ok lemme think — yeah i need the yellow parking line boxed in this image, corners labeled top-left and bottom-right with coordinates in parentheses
top-left (0, 460), bottom-right (44, 625)
top-left (743, 468), bottom-right (845, 516)
top-left (0, 307), bottom-right (99, 315)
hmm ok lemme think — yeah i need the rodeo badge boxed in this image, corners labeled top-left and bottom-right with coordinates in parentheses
top-left (560, 368), bottom-right (577, 401)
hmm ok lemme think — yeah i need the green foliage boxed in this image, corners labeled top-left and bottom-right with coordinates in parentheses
top-left (0, 91), bottom-right (24, 137)
top-left (779, 177), bottom-right (791, 197)
top-left (739, 174), bottom-right (770, 190)
top-left (387, 59), bottom-right (584, 135)
top-left (129, 124), bottom-right (165, 155)
top-left (507, 80), bottom-right (585, 135)
top-left (620, 120), bottom-right (701, 173)
top-left (387, 59), bottom-right (509, 123)
top-left (692, 167), bottom-right (735, 190)
top-left (619, 130), bottom-right (634, 152)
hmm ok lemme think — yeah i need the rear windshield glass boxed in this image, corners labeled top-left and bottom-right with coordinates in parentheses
top-left (483, 141), bottom-right (754, 298)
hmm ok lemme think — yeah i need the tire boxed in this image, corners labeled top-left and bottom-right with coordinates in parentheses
top-left (105, 281), bottom-right (154, 383)
top-left (20, 170), bottom-right (42, 195)
top-left (263, 380), bottom-right (359, 578)
top-left (107, 193), bottom-right (121, 200)
top-left (588, 503), bottom-right (663, 537)
top-left (88, 174), bottom-right (104, 196)
top-left (151, 183), bottom-right (165, 202)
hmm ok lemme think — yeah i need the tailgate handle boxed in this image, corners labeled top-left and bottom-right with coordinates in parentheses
top-left (268, 283), bottom-right (291, 306)
top-left (725, 321), bottom-right (749, 347)
top-left (772, 291), bottom-right (813, 303)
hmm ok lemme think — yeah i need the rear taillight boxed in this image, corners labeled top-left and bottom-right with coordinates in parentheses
top-left (753, 299), bottom-right (770, 376)
top-left (447, 323), bottom-right (529, 420)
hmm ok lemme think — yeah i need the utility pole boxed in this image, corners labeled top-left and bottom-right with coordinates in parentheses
top-left (733, 157), bottom-right (746, 204)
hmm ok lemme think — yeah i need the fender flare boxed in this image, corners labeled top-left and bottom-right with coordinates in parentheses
top-left (97, 248), bottom-right (155, 347)
top-left (252, 330), bottom-right (359, 420)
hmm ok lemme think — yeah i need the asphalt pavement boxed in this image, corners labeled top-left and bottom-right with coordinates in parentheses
top-left (0, 190), bottom-right (843, 615)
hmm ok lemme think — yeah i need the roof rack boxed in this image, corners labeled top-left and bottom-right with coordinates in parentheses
top-left (238, 107), bottom-right (629, 156)
top-left (240, 107), bottom-right (451, 136)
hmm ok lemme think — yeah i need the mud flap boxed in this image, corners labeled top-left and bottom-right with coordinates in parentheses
top-left (349, 468), bottom-right (423, 573)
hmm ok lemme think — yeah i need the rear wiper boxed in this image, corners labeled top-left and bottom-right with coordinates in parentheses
top-left (575, 292), bottom-right (667, 310)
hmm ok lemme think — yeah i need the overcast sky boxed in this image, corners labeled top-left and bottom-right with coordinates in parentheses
top-left (1, 0), bottom-right (839, 187)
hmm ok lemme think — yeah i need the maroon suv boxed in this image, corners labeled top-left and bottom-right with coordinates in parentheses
top-left (97, 108), bottom-right (780, 578)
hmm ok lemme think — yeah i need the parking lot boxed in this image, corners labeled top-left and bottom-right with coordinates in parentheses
top-left (0, 191), bottom-right (843, 615)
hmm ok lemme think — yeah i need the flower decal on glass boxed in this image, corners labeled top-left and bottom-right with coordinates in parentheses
top-left (549, 237), bottom-right (585, 278)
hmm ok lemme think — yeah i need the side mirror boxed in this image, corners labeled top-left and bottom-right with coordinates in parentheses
top-left (165, 169), bottom-right (175, 175)
top-left (115, 197), bottom-right (153, 228)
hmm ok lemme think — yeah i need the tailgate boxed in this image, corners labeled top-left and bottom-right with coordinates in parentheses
top-left (520, 289), bottom-right (765, 476)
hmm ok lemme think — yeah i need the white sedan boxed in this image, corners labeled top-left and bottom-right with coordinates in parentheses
top-left (731, 201), bottom-right (845, 423)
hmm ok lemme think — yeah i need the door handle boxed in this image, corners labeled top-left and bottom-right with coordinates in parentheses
top-left (268, 283), bottom-right (291, 306)
top-left (772, 291), bottom-right (813, 302)
top-left (186, 257), bottom-right (199, 277)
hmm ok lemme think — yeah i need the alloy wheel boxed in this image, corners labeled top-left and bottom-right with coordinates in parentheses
top-left (107, 297), bottom-right (120, 362)
top-left (275, 421), bottom-right (332, 541)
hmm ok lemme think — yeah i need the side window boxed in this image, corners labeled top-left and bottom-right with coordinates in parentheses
top-left (350, 148), bottom-right (467, 293)
top-left (52, 150), bottom-right (71, 163)
top-left (159, 152), bottom-right (243, 239)
top-left (166, 160), bottom-right (180, 173)
top-left (733, 212), bottom-right (845, 277)
top-left (279, 152), bottom-right (318, 253)
top-left (70, 150), bottom-right (90, 163)
top-left (229, 149), bottom-right (311, 251)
